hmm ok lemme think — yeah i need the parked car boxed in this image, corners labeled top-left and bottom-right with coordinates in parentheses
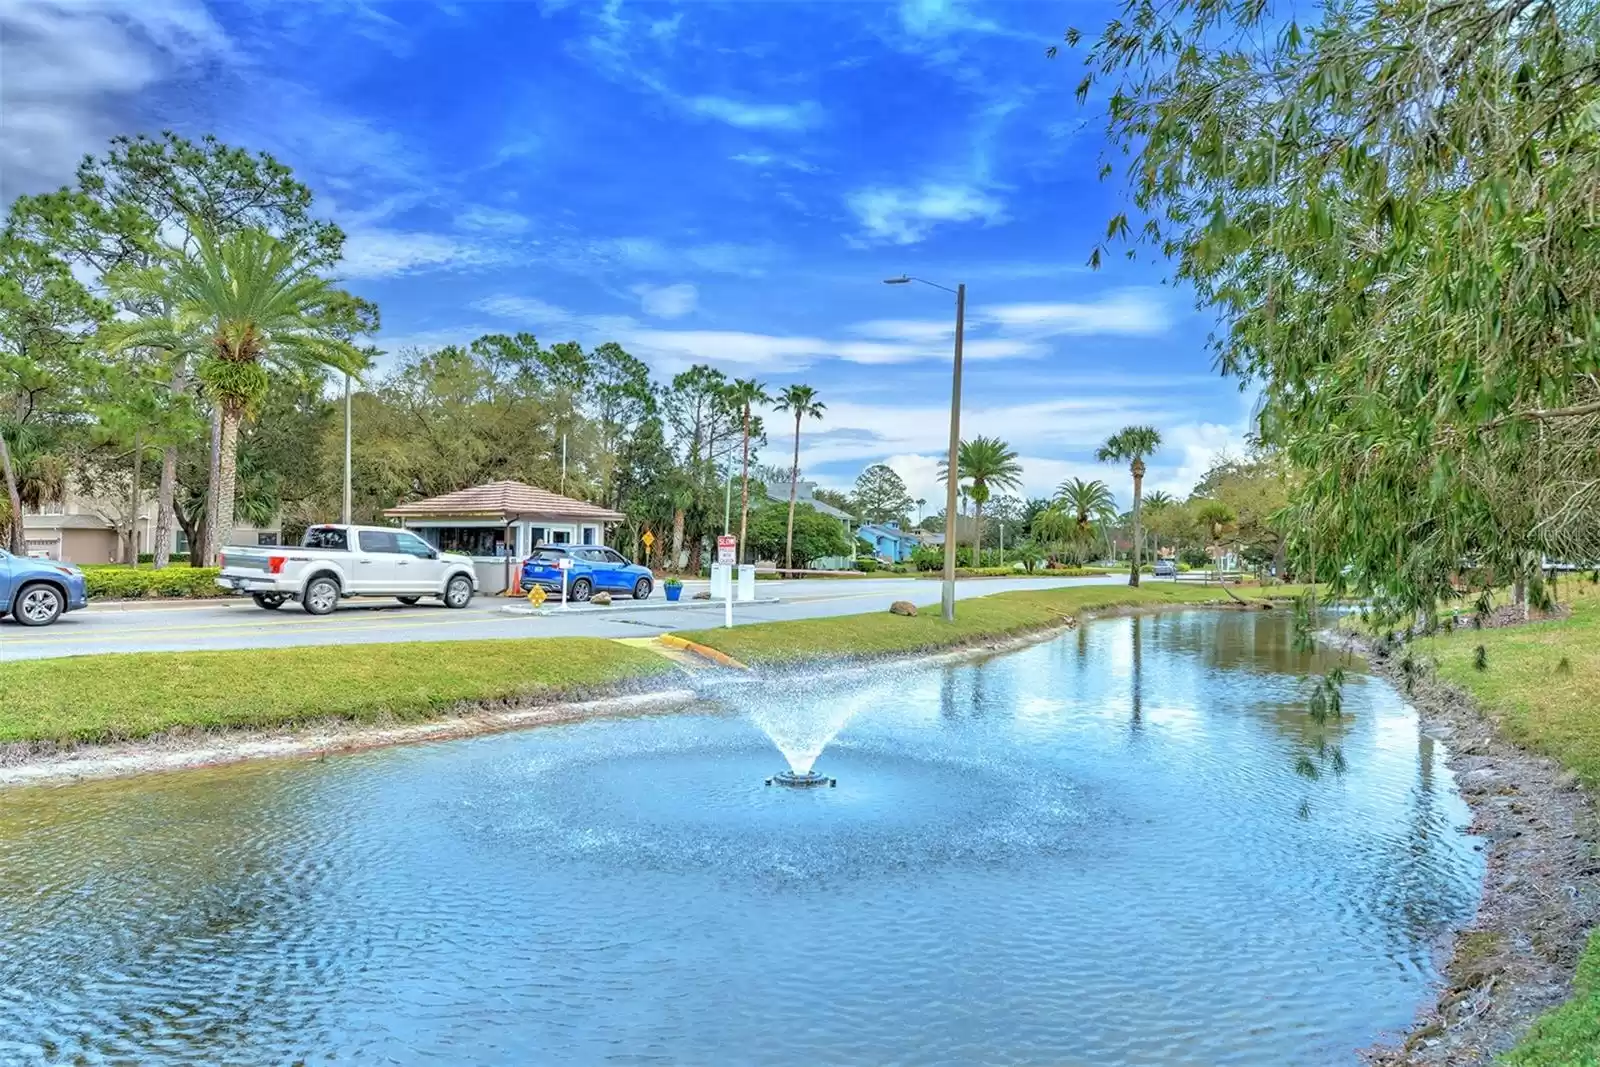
top-left (217, 524), bottom-right (478, 615)
top-left (0, 549), bottom-right (89, 626)
top-left (521, 545), bottom-right (654, 602)
top-left (1153, 559), bottom-right (1178, 578)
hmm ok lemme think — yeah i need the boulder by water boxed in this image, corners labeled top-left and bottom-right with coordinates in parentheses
top-left (889, 600), bottom-right (917, 617)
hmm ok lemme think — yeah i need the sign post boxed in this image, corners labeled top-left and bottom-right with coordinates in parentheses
top-left (558, 555), bottom-right (573, 608)
top-left (716, 535), bottom-right (736, 628)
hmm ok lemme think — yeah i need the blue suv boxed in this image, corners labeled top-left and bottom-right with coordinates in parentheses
top-left (521, 545), bottom-right (654, 602)
top-left (0, 549), bottom-right (89, 626)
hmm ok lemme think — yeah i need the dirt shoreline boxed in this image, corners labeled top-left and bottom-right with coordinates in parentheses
top-left (1361, 642), bottom-right (1600, 1066)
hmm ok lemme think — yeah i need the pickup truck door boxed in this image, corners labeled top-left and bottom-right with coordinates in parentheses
top-left (354, 530), bottom-right (405, 593)
top-left (392, 530), bottom-right (446, 593)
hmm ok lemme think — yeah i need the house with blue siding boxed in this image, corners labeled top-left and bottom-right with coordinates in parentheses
top-left (855, 521), bottom-right (919, 563)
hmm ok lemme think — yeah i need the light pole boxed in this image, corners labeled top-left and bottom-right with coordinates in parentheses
top-left (342, 372), bottom-right (353, 524)
top-left (884, 275), bottom-right (964, 622)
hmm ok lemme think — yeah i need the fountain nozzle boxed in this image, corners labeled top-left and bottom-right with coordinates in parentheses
top-left (767, 770), bottom-right (836, 788)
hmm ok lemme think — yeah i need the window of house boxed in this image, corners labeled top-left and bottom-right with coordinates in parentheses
top-left (433, 526), bottom-right (508, 557)
top-left (174, 530), bottom-right (190, 554)
top-left (528, 526), bottom-right (548, 548)
top-left (257, 533), bottom-right (280, 546)
top-left (581, 526), bottom-right (597, 545)
top-left (552, 529), bottom-right (571, 544)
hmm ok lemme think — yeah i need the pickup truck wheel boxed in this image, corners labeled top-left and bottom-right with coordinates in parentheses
top-left (569, 577), bottom-right (593, 603)
top-left (251, 593), bottom-right (287, 611)
top-left (302, 576), bottom-right (340, 616)
top-left (13, 583), bottom-right (64, 627)
top-left (397, 596), bottom-right (422, 605)
top-left (443, 575), bottom-right (474, 609)
top-left (632, 577), bottom-right (653, 600)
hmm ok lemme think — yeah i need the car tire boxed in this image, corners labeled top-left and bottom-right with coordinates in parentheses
top-left (12, 583), bottom-right (64, 627)
top-left (302, 575), bottom-right (340, 616)
top-left (569, 577), bottom-right (593, 603)
top-left (443, 574), bottom-right (474, 609)
top-left (397, 596), bottom-right (422, 605)
top-left (252, 593), bottom-right (288, 611)
top-left (632, 577), bottom-right (652, 600)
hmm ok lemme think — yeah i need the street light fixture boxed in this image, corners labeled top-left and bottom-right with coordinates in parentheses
top-left (883, 274), bottom-right (966, 622)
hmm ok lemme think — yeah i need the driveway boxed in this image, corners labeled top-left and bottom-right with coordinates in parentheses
top-left (0, 575), bottom-right (1121, 662)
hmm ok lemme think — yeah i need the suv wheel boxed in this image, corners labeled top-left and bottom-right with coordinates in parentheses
top-left (443, 574), bottom-right (474, 609)
top-left (632, 577), bottom-right (652, 600)
top-left (569, 577), bottom-right (593, 603)
top-left (13, 583), bottom-right (64, 627)
top-left (302, 575), bottom-right (340, 616)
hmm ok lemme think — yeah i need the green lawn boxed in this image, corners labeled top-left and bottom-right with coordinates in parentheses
top-left (0, 638), bottom-right (674, 747)
top-left (1412, 583), bottom-right (1600, 1065)
top-left (674, 582), bottom-right (1314, 666)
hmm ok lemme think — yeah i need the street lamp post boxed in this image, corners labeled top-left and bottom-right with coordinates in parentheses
top-left (885, 275), bottom-right (965, 622)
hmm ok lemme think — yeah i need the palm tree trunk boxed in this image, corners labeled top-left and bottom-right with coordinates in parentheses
top-left (738, 406), bottom-right (751, 565)
top-left (671, 508), bottom-right (685, 571)
top-left (126, 431), bottom-right (143, 564)
top-left (211, 406), bottom-right (241, 564)
top-left (972, 500), bottom-right (983, 569)
top-left (154, 444), bottom-right (177, 569)
top-left (1129, 461), bottom-right (1144, 587)
top-left (784, 413), bottom-right (801, 575)
top-left (199, 404), bottom-right (222, 567)
top-left (0, 430), bottom-right (25, 555)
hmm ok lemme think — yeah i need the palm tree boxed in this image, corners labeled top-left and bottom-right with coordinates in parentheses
top-left (1096, 425), bottom-right (1162, 586)
top-left (1142, 489), bottom-right (1177, 561)
top-left (106, 227), bottom-right (366, 564)
top-left (1054, 477), bottom-right (1117, 565)
top-left (774, 384), bottom-right (825, 574)
top-left (727, 377), bottom-right (770, 565)
top-left (915, 498), bottom-right (926, 523)
top-left (939, 435), bottom-right (1023, 567)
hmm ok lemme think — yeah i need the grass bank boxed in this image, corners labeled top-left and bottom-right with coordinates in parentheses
top-left (674, 582), bottom-right (1314, 666)
top-left (0, 638), bottom-right (673, 747)
top-left (1411, 584), bottom-right (1600, 1064)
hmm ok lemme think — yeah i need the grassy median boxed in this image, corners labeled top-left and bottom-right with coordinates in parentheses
top-left (1411, 583), bottom-right (1600, 1064)
top-left (0, 638), bottom-right (674, 747)
top-left (675, 582), bottom-right (1314, 666)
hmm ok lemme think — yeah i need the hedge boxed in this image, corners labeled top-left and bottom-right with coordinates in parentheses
top-left (82, 566), bottom-right (227, 600)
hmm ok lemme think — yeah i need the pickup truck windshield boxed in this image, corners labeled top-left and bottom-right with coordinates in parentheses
top-left (302, 527), bottom-right (349, 550)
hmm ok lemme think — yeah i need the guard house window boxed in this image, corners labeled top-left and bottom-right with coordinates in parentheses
top-left (433, 526), bottom-right (507, 557)
top-left (581, 526), bottom-right (597, 545)
top-left (551, 529), bottom-right (572, 544)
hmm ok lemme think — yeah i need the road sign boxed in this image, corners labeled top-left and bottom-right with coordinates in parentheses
top-left (557, 557), bottom-right (573, 571)
top-left (642, 530), bottom-right (655, 550)
top-left (527, 584), bottom-right (547, 607)
top-left (716, 534), bottom-right (736, 566)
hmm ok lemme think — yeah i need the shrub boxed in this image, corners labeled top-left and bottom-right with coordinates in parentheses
top-left (84, 566), bottom-right (226, 600)
top-left (854, 556), bottom-right (881, 573)
top-left (911, 544), bottom-right (944, 572)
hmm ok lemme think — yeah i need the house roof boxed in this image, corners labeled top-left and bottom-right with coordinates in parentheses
top-left (23, 514), bottom-right (115, 531)
top-left (384, 480), bottom-right (624, 522)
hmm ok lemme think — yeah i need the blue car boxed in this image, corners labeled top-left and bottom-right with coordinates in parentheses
top-left (521, 545), bottom-right (654, 602)
top-left (0, 548), bottom-right (89, 626)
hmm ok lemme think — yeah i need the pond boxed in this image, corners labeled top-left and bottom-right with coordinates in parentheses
top-left (0, 610), bottom-right (1483, 1065)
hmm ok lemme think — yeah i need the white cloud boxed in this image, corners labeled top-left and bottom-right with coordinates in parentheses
top-left (730, 150), bottom-right (821, 173)
top-left (0, 0), bottom-right (228, 194)
top-left (473, 295), bottom-right (573, 321)
top-left (985, 290), bottom-right (1172, 337)
top-left (686, 95), bottom-right (822, 131)
top-left (339, 228), bottom-right (502, 278)
top-left (633, 282), bottom-right (698, 319)
top-left (849, 318), bottom-right (954, 343)
top-left (594, 236), bottom-right (774, 277)
top-left (455, 206), bottom-right (531, 234)
top-left (847, 182), bottom-right (1006, 244)
top-left (897, 0), bottom-right (1006, 38)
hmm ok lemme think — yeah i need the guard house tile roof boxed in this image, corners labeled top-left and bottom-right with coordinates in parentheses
top-left (384, 480), bottom-right (624, 522)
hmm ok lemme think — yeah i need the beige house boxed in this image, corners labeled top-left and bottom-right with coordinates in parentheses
top-left (385, 480), bottom-right (623, 594)
top-left (20, 492), bottom-right (281, 564)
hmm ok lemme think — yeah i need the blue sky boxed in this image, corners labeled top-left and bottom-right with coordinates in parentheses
top-left (2, 0), bottom-right (1254, 507)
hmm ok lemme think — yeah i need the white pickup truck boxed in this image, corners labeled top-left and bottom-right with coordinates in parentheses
top-left (217, 524), bottom-right (479, 615)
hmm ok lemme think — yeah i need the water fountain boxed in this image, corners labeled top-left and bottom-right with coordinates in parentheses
top-left (709, 670), bottom-right (889, 788)
top-left (766, 770), bottom-right (836, 787)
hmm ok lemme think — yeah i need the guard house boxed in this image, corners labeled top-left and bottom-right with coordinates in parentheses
top-left (384, 480), bottom-right (624, 594)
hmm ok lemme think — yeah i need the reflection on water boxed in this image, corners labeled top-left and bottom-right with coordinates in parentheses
top-left (0, 611), bottom-right (1482, 1066)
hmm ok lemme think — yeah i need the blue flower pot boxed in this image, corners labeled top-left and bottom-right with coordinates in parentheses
top-left (665, 585), bottom-right (682, 602)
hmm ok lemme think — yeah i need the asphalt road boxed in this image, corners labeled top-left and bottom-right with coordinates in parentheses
top-left (0, 575), bottom-right (1121, 662)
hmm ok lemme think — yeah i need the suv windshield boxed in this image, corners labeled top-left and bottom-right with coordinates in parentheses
top-left (303, 527), bottom-right (349, 550)
top-left (529, 548), bottom-right (568, 563)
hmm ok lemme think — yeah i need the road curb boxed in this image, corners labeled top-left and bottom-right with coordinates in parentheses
top-left (499, 597), bottom-right (780, 617)
top-left (655, 634), bottom-right (750, 671)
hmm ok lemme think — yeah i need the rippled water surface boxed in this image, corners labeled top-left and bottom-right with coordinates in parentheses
top-left (0, 611), bottom-right (1483, 1065)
